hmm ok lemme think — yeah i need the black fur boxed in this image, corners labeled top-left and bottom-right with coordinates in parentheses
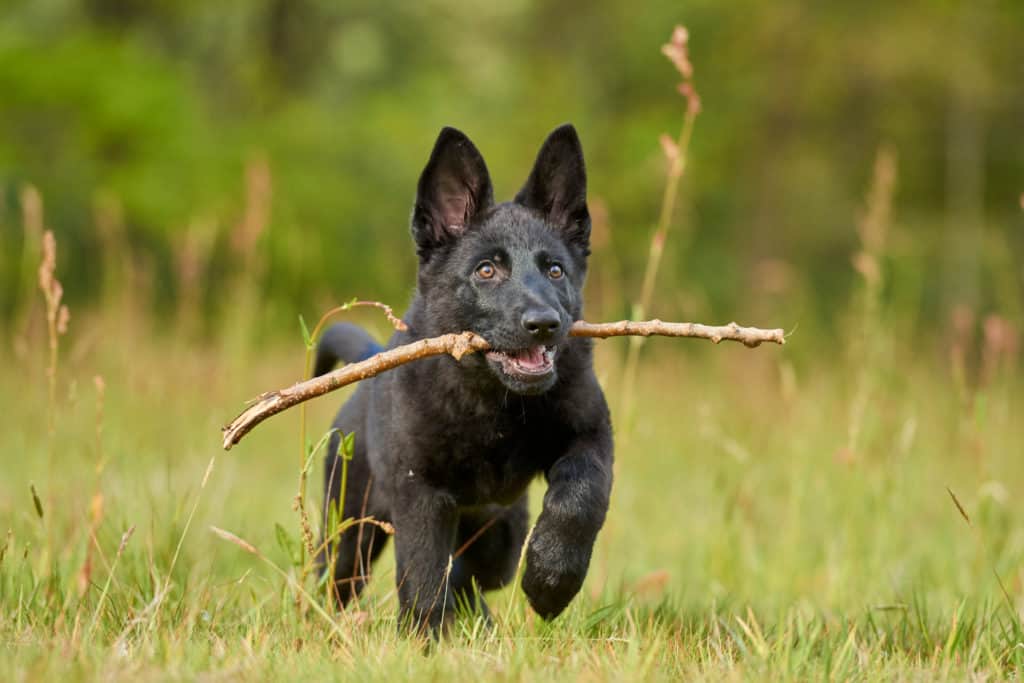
top-left (317, 124), bottom-right (613, 633)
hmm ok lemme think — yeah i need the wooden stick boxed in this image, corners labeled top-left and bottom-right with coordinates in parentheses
top-left (222, 320), bottom-right (785, 450)
top-left (568, 319), bottom-right (784, 347)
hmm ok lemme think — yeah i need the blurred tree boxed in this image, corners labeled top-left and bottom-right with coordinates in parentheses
top-left (0, 0), bottom-right (1021, 341)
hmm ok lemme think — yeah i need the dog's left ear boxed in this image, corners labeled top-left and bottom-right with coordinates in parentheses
top-left (515, 124), bottom-right (590, 248)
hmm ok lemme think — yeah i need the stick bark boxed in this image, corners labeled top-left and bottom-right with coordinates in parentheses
top-left (222, 319), bottom-right (784, 450)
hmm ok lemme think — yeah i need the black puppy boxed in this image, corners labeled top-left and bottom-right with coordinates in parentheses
top-left (315, 124), bottom-right (613, 632)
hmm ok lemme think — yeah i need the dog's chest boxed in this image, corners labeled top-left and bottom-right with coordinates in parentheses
top-left (429, 416), bottom-right (560, 506)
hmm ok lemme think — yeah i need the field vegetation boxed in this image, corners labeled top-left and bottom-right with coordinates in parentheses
top-left (2, 2), bottom-right (1023, 680)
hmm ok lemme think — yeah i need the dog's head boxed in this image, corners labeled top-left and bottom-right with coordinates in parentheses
top-left (410, 125), bottom-right (591, 395)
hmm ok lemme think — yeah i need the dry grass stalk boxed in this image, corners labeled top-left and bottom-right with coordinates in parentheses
top-left (845, 146), bottom-right (897, 461)
top-left (0, 529), bottom-right (11, 569)
top-left (77, 493), bottom-right (103, 597)
top-left (852, 147), bottom-right (898, 299)
top-left (294, 445), bottom-right (320, 609)
top-left (36, 213), bottom-right (71, 525)
top-left (293, 300), bottom-right (410, 588)
top-left (92, 375), bottom-right (107, 472)
top-left (174, 218), bottom-right (218, 338)
top-left (78, 376), bottom-right (108, 597)
top-left (949, 304), bottom-right (975, 401)
top-left (945, 487), bottom-right (1020, 623)
top-left (148, 455), bottom-right (218, 632)
top-left (38, 229), bottom-right (69, 407)
top-left (209, 525), bottom-right (356, 654)
top-left (85, 525), bottom-right (135, 643)
top-left (92, 192), bottom-right (131, 317)
top-left (232, 156), bottom-right (272, 265)
top-left (210, 526), bottom-right (258, 555)
top-left (222, 318), bottom-right (785, 450)
top-left (308, 516), bottom-right (395, 571)
top-left (222, 156), bottom-right (273, 359)
top-left (13, 186), bottom-right (45, 359)
top-left (980, 314), bottom-right (1018, 387)
top-left (621, 24), bottom-right (703, 427)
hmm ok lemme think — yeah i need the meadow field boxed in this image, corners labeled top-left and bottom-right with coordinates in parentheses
top-left (1, 221), bottom-right (1022, 680)
top-left (2, 3), bottom-right (1023, 679)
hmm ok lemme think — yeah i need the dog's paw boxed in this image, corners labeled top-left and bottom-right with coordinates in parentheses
top-left (520, 531), bottom-right (588, 620)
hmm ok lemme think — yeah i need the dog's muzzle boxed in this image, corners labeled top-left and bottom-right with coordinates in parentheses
top-left (485, 345), bottom-right (556, 380)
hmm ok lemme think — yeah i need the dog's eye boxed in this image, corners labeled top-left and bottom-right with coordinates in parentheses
top-left (475, 261), bottom-right (497, 279)
top-left (548, 263), bottom-right (565, 280)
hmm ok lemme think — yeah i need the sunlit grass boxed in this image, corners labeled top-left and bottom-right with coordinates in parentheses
top-left (1, 314), bottom-right (1021, 680)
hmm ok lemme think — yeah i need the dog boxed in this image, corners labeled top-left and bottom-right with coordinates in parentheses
top-left (314, 124), bottom-right (613, 633)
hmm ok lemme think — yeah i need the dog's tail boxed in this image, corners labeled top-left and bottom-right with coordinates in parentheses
top-left (313, 323), bottom-right (384, 376)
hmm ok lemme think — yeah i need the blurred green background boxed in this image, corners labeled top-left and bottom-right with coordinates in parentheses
top-left (1, 0), bottom-right (1022, 342)
top-left (1, 4), bottom-right (1023, 677)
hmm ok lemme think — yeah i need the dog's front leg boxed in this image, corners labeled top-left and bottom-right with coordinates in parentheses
top-left (522, 433), bottom-right (613, 619)
top-left (392, 477), bottom-right (459, 633)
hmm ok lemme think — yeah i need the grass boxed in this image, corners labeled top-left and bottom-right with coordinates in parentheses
top-left (1, 307), bottom-right (1022, 681)
top-left (3, 18), bottom-right (1021, 679)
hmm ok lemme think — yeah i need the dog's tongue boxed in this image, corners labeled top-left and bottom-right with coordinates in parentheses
top-left (513, 346), bottom-right (547, 369)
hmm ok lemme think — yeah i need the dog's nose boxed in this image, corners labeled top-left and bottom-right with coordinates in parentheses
top-left (521, 309), bottom-right (561, 338)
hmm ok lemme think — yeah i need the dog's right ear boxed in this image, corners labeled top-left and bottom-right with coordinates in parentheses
top-left (411, 127), bottom-right (494, 256)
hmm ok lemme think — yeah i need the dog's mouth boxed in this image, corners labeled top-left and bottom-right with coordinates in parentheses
top-left (485, 345), bottom-right (556, 379)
